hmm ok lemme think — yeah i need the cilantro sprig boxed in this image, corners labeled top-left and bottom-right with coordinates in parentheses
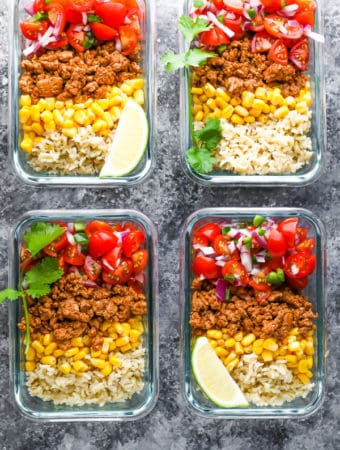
top-left (186, 118), bottom-right (222, 174)
top-left (161, 15), bottom-right (216, 72)
top-left (23, 222), bottom-right (65, 257)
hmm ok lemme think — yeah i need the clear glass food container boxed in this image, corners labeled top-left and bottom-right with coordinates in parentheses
top-left (8, 209), bottom-right (158, 421)
top-left (180, 208), bottom-right (326, 418)
top-left (9, 0), bottom-right (156, 186)
top-left (179, 1), bottom-right (325, 186)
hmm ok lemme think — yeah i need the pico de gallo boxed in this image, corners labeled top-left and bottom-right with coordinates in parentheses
top-left (192, 215), bottom-right (316, 300)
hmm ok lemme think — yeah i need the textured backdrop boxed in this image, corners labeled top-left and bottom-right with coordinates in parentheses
top-left (0, 1), bottom-right (339, 449)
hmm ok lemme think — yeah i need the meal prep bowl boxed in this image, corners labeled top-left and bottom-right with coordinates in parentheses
top-left (8, 209), bottom-right (158, 421)
top-left (179, 1), bottom-right (325, 186)
top-left (180, 207), bottom-right (326, 418)
top-left (9, 0), bottom-right (156, 186)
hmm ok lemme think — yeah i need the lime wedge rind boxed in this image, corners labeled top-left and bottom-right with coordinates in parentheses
top-left (191, 336), bottom-right (249, 409)
top-left (99, 99), bottom-right (149, 178)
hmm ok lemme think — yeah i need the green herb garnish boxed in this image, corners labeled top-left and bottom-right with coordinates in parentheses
top-left (32, 12), bottom-right (48, 21)
top-left (247, 8), bottom-right (256, 19)
top-left (224, 274), bottom-right (236, 282)
top-left (266, 268), bottom-right (285, 286)
top-left (244, 237), bottom-right (252, 250)
top-left (222, 226), bottom-right (231, 235)
top-left (193, 0), bottom-right (204, 7)
top-left (87, 14), bottom-right (102, 23)
top-left (258, 228), bottom-right (266, 236)
top-left (23, 222), bottom-right (65, 257)
top-left (253, 215), bottom-right (265, 227)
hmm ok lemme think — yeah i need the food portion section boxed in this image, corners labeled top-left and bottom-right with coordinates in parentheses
top-left (18, 0), bottom-right (147, 176)
top-left (8, 218), bottom-right (150, 406)
top-left (189, 215), bottom-right (318, 408)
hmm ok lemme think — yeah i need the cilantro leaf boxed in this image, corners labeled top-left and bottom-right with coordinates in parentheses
top-left (161, 51), bottom-right (187, 72)
top-left (87, 14), bottom-right (102, 23)
top-left (193, 118), bottom-right (222, 150)
top-left (185, 49), bottom-right (216, 67)
top-left (178, 15), bottom-right (211, 42)
top-left (186, 147), bottom-right (215, 174)
top-left (25, 257), bottom-right (63, 299)
top-left (0, 288), bottom-right (23, 302)
top-left (23, 222), bottom-right (65, 257)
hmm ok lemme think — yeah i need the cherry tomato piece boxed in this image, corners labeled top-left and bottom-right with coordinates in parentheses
top-left (264, 14), bottom-right (303, 40)
top-left (64, 8), bottom-right (83, 23)
top-left (223, 14), bottom-right (245, 40)
top-left (46, 34), bottom-right (69, 49)
top-left (63, 244), bottom-right (85, 266)
top-left (295, 10), bottom-right (315, 27)
top-left (66, 24), bottom-right (88, 52)
top-left (195, 223), bottom-right (221, 243)
top-left (289, 39), bottom-right (309, 70)
top-left (85, 220), bottom-right (113, 236)
top-left (260, 0), bottom-right (282, 12)
top-left (251, 31), bottom-right (276, 53)
top-left (296, 227), bottom-right (308, 244)
top-left (277, 218), bottom-right (298, 250)
top-left (68, 0), bottom-right (94, 11)
top-left (286, 276), bottom-right (308, 291)
top-left (123, 230), bottom-right (145, 257)
top-left (131, 249), bottom-right (148, 274)
top-left (128, 278), bottom-right (144, 294)
top-left (267, 228), bottom-right (287, 258)
top-left (93, 1), bottom-right (127, 29)
top-left (20, 20), bottom-right (49, 40)
top-left (248, 14), bottom-right (265, 33)
top-left (46, 3), bottom-right (66, 35)
top-left (84, 255), bottom-right (102, 281)
top-left (119, 25), bottom-right (138, 55)
top-left (193, 235), bottom-right (209, 247)
top-left (102, 246), bottom-right (122, 273)
top-left (223, 0), bottom-right (244, 14)
top-left (284, 252), bottom-right (316, 278)
top-left (91, 22), bottom-right (118, 40)
top-left (33, 0), bottom-right (47, 13)
top-left (268, 39), bottom-right (288, 64)
top-left (296, 237), bottom-right (315, 253)
top-left (88, 230), bottom-right (118, 258)
top-left (200, 26), bottom-right (230, 47)
top-left (221, 260), bottom-right (249, 285)
top-left (193, 255), bottom-right (220, 279)
top-left (112, 258), bottom-right (134, 283)
top-left (213, 234), bottom-right (231, 256)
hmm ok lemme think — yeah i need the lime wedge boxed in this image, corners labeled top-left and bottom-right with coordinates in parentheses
top-left (99, 99), bottom-right (148, 177)
top-left (191, 336), bottom-right (249, 408)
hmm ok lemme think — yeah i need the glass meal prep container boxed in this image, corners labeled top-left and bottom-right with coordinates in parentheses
top-left (9, 0), bottom-right (156, 186)
top-left (179, 0), bottom-right (325, 186)
top-left (180, 207), bottom-right (326, 418)
top-left (8, 209), bottom-right (158, 421)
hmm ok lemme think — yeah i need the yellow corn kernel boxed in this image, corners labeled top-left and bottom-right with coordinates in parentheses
top-left (263, 338), bottom-right (278, 352)
top-left (37, 98), bottom-right (48, 110)
top-left (262, 350), bottom-right (274, 362)
top-left (34, 137), bottom-right (43, 143)
top-left (134, 89), bottom-right (144, 105)
top-left (44, 342), bottom-right (57, 356)
top-left (45, 98), bottom-right (55, 111)
top-left (59, 362), bottom-right (72, 375)
top-left (230, 113), bottom-right (244, 125)
top-left (130, 78), bottom-right (144, 90)
top-left (271, 92), bottom-right (285, 106)
top-left (26, 347), bottom-right (36, 361)
top-left (192, 94), bottom-right (201, 104)
top-left (103, 111), bottom-right (114, 128)
top-left (114, 322), bottom-right (124, 335)
top-left (53, 349), bottom-right (64, 358)
top-left (297, 373), bottom-right (310, 384)
top-left (20, 95), bottom-right (32, 107)
top-left (131, 341), bottom-right (140, 349)
top-left (101, 341), bottom-right (110, 355)
top-left (305, 369), bottom-right (313, 378)
top-left (90, 358), bottom-right (106, 369)
top-left (252, 99), bottom-right (266, 111)
top-left (255, 87), bottom-right (267, 100)
top-left (109, 355), bottom-right (122, 366)
top-left (22, 124), bottom-right (32, 132)
top-left (277, 345), bottom-right (288, 356)
top-left (235, 342), bottom-right (244, 355)
top-left (296, 101), bottom-right (308, 114)
top-left (26, 361), bottom-right (36, 371)
top-left (92, 119), bottom-right (107, 132)
top-left (287, 335), bottom-right (297, 343)
top-left (244, 345), bottom-right (253, 354)
top-left (204, 83), bottom-right (216, 97)
top-left (191, 87), bottom-right (203, 95)
top-left (300, 339), bottom-right (307, 351)
top-left (32, 340), bottom-right (44, 354)
top-left (258, 114), bottom-right (268, 124)
top-left (288, 341), bottom-right (301, 352)
top-left (73, 360), bottom-right (89, 372)
top-left (130, 329), bottom-right (141, 343)
top-left (215, 97), bottom-right (228, 110)
top-left (121, 323), bottom-right (131, 336)
top-left (40, 110), bottom-right (53, 123)
top-left (101, 362), bottom-right (113, 376)
top-left (203, 104), bottom-right (210, 115)
top-left (91, 102), bottom-right (105, 117)
top-left (285, 354), bottom-right (297, 364)
top-left (109, 95), bottom-right (124, 107)
top-left (216, 339), bottom-right (225, 347)
top-left (121, 83), bottom-right (133, 95)
top-left (274, 105), bottom-right (289, 119)
top-left (234, 105), bottom-right (249, 117)
top-left (296, 350), bottom-right (305, 360)
top-left (234, 332), bottom-right (244, 342)
top-left (74, 109), bottom-right (87, 125)
top-left (298, 359), bottom-right (309, 373)
top-left (101, 321), bottom-right (111, 332)
top-left (303, 91), bottom-right (312, 107)
top-left (62, 119), bottom-right (75, 129)
top-left (52, 109), bottom-right (64, 126)
top-left (249, 108), bottom-right (262, 118)
top-left (285, 96), bottom-right (296, 108)
top-left (244, 116), bottom-right (256, 123)
top-left (262, 103), bottom-right (270, 114)
top-left (241, 334), bottom-right (256, 347)
top-left (215, 346), bottom-right (228, 358)
top-left (19, 107), bottom-right (31, 123)
top-left (111, 86), bottom-right (122, 96)
top-left (131, 319), bottom-right (144, 332)
top-left (223, 352), bottom-right (237, 366)
top-left (241, 91), bottom-right (255, 108)
top-left (42, 333), bottom-right (52, 346)
top-left (207, 329), bottom-right (223, 340)
top-left (208, 339), bottom-right (217, 348)
top-left (227, 358), bottom-right (239, 372)
top-left (65, 99), bottom-right (74, 107)
top-left (41, 356), bottom-right (56, 365)
top-left (54, 100), bottom-right (64, 109)
top-left (289, 328), bottom-right (299, 336)
top-left (206, 98), bottom-right (217, 111)
top-left (116, 336), bottom-right (130, 347)
top-left (109, 341), bottom-right (117, 351)
top-left (97, 99), bottom-right (109, 110)
top-left (108, 327), bottom-right (118, 339)
top-left (44, 121), bottom-right (56, 132)
top-left (193, 104), bottom-right (203, 114)
top-left (91, 349), bottom-right (101, 358)
top-left (73, 349), bottom-right (88, 361)
top-left (82, 335), bottom-right (90, 346)
top-left (194, 111), bottom-right (204, 122)
top-left (71, 337), bottom-right (84, 347)
top-left (306, 356), bottom-right (313, 369)
top-left (74, 102), bottom-right (85, 110)
top-left (62, 127), bottom-right (77, 138)
top-left (64, 347), bottom-right (79, 358)
top-left (230, 97), bottom-right (241, 106)
top-left (216, 88), bottom-right (230, 102)
top-left (120, 343), bottom-right (132, 353)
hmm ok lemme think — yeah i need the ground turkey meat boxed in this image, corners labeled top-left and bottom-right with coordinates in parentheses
top-left (190, 279), bottom-right (317, 341)
top-left (18, 273), bottom-right (147, 349)
top-left (191, 37), bottom-right (308, 98)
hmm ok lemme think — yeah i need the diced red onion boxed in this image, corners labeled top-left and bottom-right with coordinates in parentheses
top-left (53, 13), bottom-right (63, 36)
top-left (200, 246), bottom-right (216, 256)
top-left (24, 3), bottom-right (35, 16)
top-left (116, 258), bottom-right (121, 267)
top-left (287, 19), bottom-right (299, 27)
top-left (82, 12), bottom-right (88, 25)
top-left (199, 274), bottom-right (206, 281)
top-left (68, 266), bottom-right (80, 274)
top-left (83, 280), bottom-right (98, 288)
top-left (279, 24), bottom-right (288, 34)
top-left (38, 26), bottom-right (55, 46)
top-left (251, 266), bottom-right (261, 276)
top-left (252, 230), bottom-right (267, 249)
top-left (103, 283), bottom-right (112, 290)
top-left (67, 222), bottom-right (75, 233)
top-left (228, 241), bottom-right (236, 254)
top-left (279, 4), bottom-right (299, 17)
top-left (66, 231), bottom-right (75, 245)
top-left (125, 16), bottom-right (132, 24)
top-left (193, 243), bottom-right (202, 250)
top-left (225, 11), bottom-right (236, 20)
top-left (255, 253), bottom-right (266, 263)
top-left (77, 244), bottom-right (82, 254)
top-left (113, 230), bottom-right (130, 244)
top-left (243, 21), bottom-right (251, 31)
top-left (134, 272), bottom-right (144, 283)
top-left (102, 257), bottom-right (114, 272)
top-left (215, 255), bottom-right (227, 261)
top-left (228, 228), bottom-right (240, 238)
top-left (206, 11), bottom-right (235, 38)
top-left (116, 38), bottom-right (122, 52)
top-left (240, 250), bottom-right (252, 272)
top-left (216, 278), bottom-right (229, 302)
top-left (73, 25), bottom-right (83, 33)
top-left (83, 25), bottom-right (91, 32)
top-left (23, 41), bottom-right (41, 57)
top-left (215, 260), bottom-right (226, 267)
top-left (304, 26), bottom-right (325, 43)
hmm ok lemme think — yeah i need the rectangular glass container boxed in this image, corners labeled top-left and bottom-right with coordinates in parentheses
top-left (8, 209), bottom-right (158, 421)
top-left (179, 1), bottom-right (325, 186)
top-left (9, 0), bottom-right (156, 186)
top-left (180, 207), bottom-right (326, 418)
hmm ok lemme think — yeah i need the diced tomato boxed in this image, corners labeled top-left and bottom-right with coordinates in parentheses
top-left (43, 232), bottom-right (68, 257)
top-left (68, 0), bottom-right (94, 11)
top-left (296, 226), bottom-right (308, 244)
top-left (93, 1), bottom-right (127, 29)
top-left (193, 255), bottom-right (220, 279)
top-left (221, 260), bottom-right (249, 286)
top-left (20, 20), bottom-right (49, 40)
top-left (212, 0), bottom-right (224, 7)
top-left (213, 234), bottom-right (231, 256)
top-left (63, 244), bottom-right (85, 266)
top-left (193, 235), bottom-right (209, 247)
top-left (119, 25), bottom-right (138, 55)
top-left (264, 14), bottom-right (303, 40)
top-left (277, 218), bottom-right (298, 250)
top-left (267, 228), bottom-right (287, 258)
top-left (260, 0), bottom-right (283, 13)
top-left (57, 252), bottom-right (68, 272)
top-left (286, 276), bottom-right (308, 291)
top-left (251, 31), bottom-right (276, 53)
top-left (200, 26), bottom-right (230, 47)
top-left (223, 0), bottom-right (244, 14)
top-left (91, 22), bottom-right (118, 40)
top-left (102, 270), bottom-right (117, 285)
top-left (125, 8), bottom-right (141, 37)
top-left (128, 278), bottom-right (143, 294)
top-left (85, 220), bottom-right (113, 236)
top-left (46, 34), bottom-right (68, 49)
top-left (84, 255), bottom-right (102, 281)
top-left (88, 230), bottom-right (118, 258)
top-left (223, 14), bottom-right (245, 40)
top-left (248, 279), bottom-right (271, 302)
top-left (195, 223), bottom-right (221, 243)
top-left (248, 13), bottom-right (265, 33)
top-left (268, 39), bottom-right (288, 64)
top-left (66, 24), bottom-right (88, 51)
top-left (131, 249), bottom-right (148, 274)
top-left (289, 39), bottom-right (309, 70)
top-left (33, 0), bottom-right (47, 13)
top-left (296, 237), bottom-right (315, 253)
top-left (122, 230), bottom-right (145, 257)
top-left (264, 256), bottom-right (284, 273)
top-left (284, 252), bottom-right (316, 278)
top-left (65, 8), bottom-right (83, 23)
top-left (111, 258), bottom-right (134, 283)
top-left (102, 246), bottom-right (122, 273)
top-left (295, 10), bottom-right (315, 27)
top-left (46, 2), bottom-right (66, 35)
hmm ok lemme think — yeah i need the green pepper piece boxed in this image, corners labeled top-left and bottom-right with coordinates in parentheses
top-left (253, 215), bottom-right (265, 227)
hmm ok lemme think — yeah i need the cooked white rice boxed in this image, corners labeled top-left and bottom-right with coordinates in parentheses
top-left (232, 353), bottom-right (314, 406)
top-left (28, 126), bottom-right (116, 175)
top-left (26, 347), bottom-right (145, 406)
top-left (197, 110), bottom-right (313, 175)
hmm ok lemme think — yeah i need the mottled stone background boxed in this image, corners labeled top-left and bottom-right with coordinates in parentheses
top-left (0, 1), bottom-right (339, 449)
